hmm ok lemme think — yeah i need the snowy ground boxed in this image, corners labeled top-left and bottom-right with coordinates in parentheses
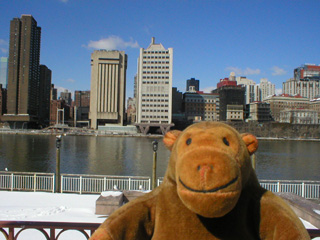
top-left (0, 191), bottom-right (105, 239)
top-left (0, 191), bottom-right (319, 239)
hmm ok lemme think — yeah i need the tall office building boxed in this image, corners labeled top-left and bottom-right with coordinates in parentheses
top-left (74, 90), bottom-right (90, 123)
top-left (259, 78), bottom-right (275, 101)
top-left (89, 50), bottom-right (127, 129)
top-left (283, 64), bottom-right (320, 100)
top-left (75, 90), bottom-right (90, 108)
top-left (136, 37), bottom-right (173, 134)
top-left (51, 84), bottom-right (57, 100)
top-left (0, 57), bottom-right (8, 88)
top-left (236, 76), bottom-right (260, 104)
top-left (38, 65), bottom-right (52, 126)
top-left (0, 84), bottom-right (7, 117)
top-left (3, 15), bottom-right (41, 127)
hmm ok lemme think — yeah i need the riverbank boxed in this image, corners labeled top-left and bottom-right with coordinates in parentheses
top-left (0, 127), bottom-right (164, 138)
top-left (1, 127), bottom-right (319, 141)
top-left (257, 137), bottom-right (320, 142)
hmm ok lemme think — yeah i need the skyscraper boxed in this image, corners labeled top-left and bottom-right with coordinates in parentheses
top-left (89, 50), bottom-right (127, 129)
top-left (3, 15), bottom-right (41, 128)
top-left (75, 90), bottom-right (90, 108)
top-left (51, 84), bottom-right (57, 101)
top-left (39, 65), bottom-right (52, 126)
top-left (259, 78), bottom-right (275, 101)
top-left (74, 90), bottom-right (90, 123)
top-left (135, 37), bottom-right (173, 134)
top-left (236, 76), bottom-right (260, 104)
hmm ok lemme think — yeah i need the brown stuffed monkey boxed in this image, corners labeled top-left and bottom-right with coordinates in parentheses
top-left (90, 121), bottom-right (309, 240)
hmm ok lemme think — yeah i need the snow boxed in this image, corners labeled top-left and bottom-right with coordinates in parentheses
top-left (0, 191), bottom-right (319, 239)
top-left (0, 191), bottom-right (105, 240)
top-left (101, 191), bottom-right (123, 197)
top-left (0, 191), bottom-right (105, 223)
top-left (300, 218), bottom-right (317, 229)
top-left (314, 209), bottom-right (320, 215)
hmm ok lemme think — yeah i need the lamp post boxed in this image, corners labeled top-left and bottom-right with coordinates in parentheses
top-left (152, 140), bottom-right (158, 190)
top-left (55, 135), bottom-right (62, 193)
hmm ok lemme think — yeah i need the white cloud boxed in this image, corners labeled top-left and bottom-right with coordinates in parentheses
top-left (85, 36), bottom-right (139, 50)
top-left (0, 39), bottom-right (8, 54)
top-left (271, 66), bottom-right (287, 76)
top-left (225, 67), bottom-right (261, 76)
top-left (66, 78), bottom-right (76, 83)
top-left (0, 48), bottom-right (8, 54)
top-left (0, 39), bottom-right (7, 45)
top-left (201, 86), bottom-right (216, 93)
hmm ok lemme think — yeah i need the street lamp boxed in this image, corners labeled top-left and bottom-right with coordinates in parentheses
top-left (55, 135), bottom-right (62, 193)
top-left (56, 135), bottom-right (62, 148)
top-left (152, 140), bottom-right (158, 190)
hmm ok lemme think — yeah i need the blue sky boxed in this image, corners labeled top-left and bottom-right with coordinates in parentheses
top-left (1, 0), bottom-right (320, 99)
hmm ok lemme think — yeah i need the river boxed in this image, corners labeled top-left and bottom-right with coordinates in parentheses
top-left (0, 134), bottom-right (319, 181)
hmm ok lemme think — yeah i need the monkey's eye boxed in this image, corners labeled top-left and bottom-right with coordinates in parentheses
top-left (223, 137), bottom-right (229, 146)
top-left (186, 138), bottom-right (192, 145)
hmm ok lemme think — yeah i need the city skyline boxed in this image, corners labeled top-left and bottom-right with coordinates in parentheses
top-left (0, 1), bottom-right (320, 99)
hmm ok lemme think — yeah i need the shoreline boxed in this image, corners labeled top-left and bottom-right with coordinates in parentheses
top-left (257, 137), bottom-right (320, 142)
top-left (0, 128), bottom-right (319, 141)
top-left (0, 128), bottom-right (164, 138)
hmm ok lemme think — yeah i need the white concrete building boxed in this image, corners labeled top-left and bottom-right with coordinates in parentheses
top-left (89, 50), bottom-right (127, 129)
top-left (280, 109), bottom-right (318, 124)
top-left (136, 37), bottom-right (173, 126)
top-left (283, 64), bottom-right (320, 100)
top-left (283, 78), bottom-right (320, 100)
top-left (226, 105), bottom-right (244, 121)
top-left (236, 76), bottom-right (260, 104)
top-left (259, 78), bottom-right (275, 101)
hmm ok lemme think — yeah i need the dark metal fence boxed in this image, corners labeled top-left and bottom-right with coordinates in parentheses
top-left (0, 221), bottom-right (319, 239)
top-left (0, 221), bottom-right (100, 240)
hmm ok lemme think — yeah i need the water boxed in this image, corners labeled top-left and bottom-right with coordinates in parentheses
top-left (255, 140), bottom-right (320, 181)
top-left (0, 134), bottom-right (171, 177)
top-left (0, 134), bottom-right (319, 181)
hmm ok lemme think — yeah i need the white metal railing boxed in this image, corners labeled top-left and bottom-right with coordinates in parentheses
top-left (0, 172), bottom-right (54, 192)
top-left (0, 172), bottom-right (319, 199)
top-left (60, 174), bottom-right (151, 194)
top-left (157, 178), bottom-right (320, 199)
top-left (260, 180), bottom-right (320, 199)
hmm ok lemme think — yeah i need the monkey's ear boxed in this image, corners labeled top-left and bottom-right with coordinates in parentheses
top-left (241, 133), bottom-right (258, 155)
top-left (163, 130), bottom-right (182, 151)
